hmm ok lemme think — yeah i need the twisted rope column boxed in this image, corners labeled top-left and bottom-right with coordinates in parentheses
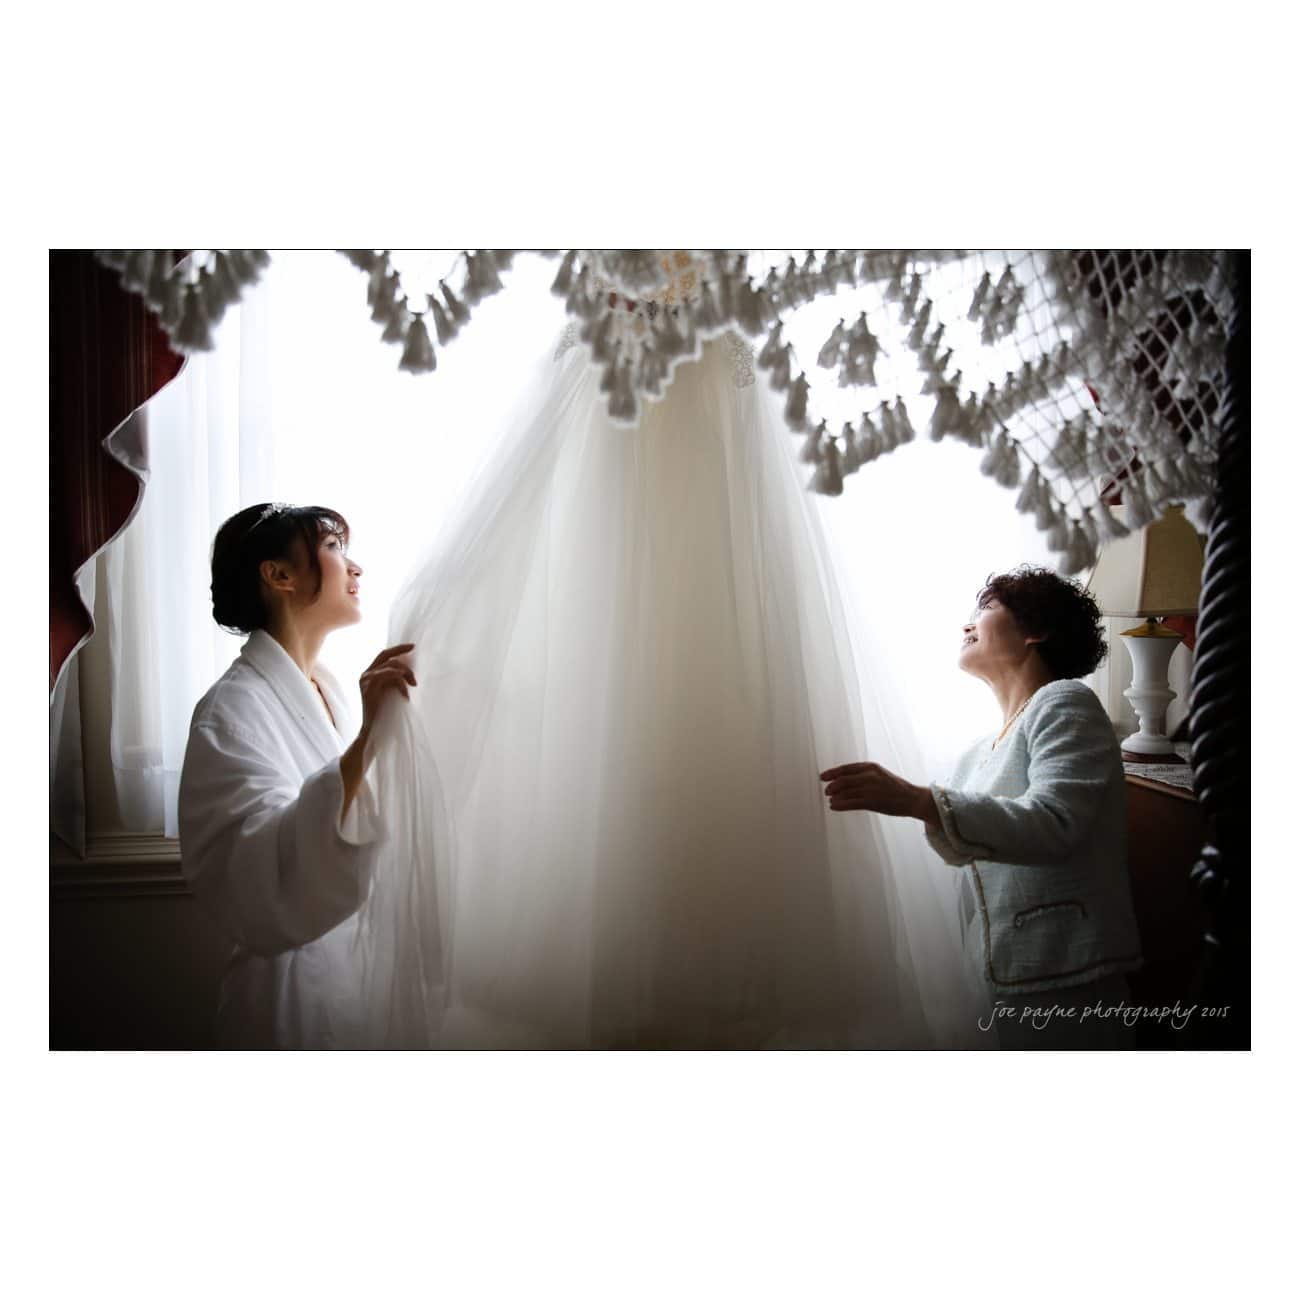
top-left (1185, 251), bottom-right (1249, 1048)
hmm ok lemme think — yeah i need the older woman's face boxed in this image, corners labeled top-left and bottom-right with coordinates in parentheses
top-left (958, 596), bottom-right (1036, 676)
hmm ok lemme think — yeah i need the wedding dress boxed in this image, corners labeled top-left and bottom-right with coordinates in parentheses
top-left (355, 267), bottom-right (982, 1049)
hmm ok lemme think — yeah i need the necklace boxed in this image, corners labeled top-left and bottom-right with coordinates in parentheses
top-left (979, 690), bottom-right (1039, 767)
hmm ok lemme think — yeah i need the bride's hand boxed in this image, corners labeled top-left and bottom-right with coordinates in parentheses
top-left (820, 761), bottom-right (937, 823)
top-left (358, 643), bottom-right (417, 737)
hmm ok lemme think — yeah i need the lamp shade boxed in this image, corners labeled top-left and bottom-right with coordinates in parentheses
top-left (1086, 504), bottom-right (1205, 617)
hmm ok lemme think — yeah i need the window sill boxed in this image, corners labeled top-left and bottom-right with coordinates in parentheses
top-left (51, 832), bottom-right (188, 899)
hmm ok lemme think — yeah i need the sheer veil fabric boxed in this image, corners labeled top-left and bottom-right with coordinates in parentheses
top-left (356, 331), bottom-right (988, 1048)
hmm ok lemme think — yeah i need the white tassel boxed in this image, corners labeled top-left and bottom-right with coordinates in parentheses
top-left (769, 343), bottom-right (793, 392)
top-left (382, 301), bottom-right (410, 344)
top-left (366, 255), bottom-right (390, 308)
top-left (1050, 419), bottom-right (1082, 476)
top-left (551, 250), bottom-right (578, 297)
top-left (398, 314), bottom-right (436, 372)
top-left (476, 249), bottom-right (505, 298)
top-left (900, 273), bottom-right (922, 321)
top-left (1015, 467), bottom-right (1042, 515)
top-left (798, 251), bottom-right (820, 304)
top-left (920, 350), bottom-right (954, 390)
top-left (779, 255), bottom-right (801, 307)
top-left (154, 267), bottom-right (183, 330)
top-left (840, 423), bottom-right (861, 475)
top-left (757, 322), bottom-right (784, 370)
top-left (566, 265), bottom-right (595, 319)
top-left (1058, 521), bottom-right (1095, 576)
top-left (1142, 460), bottom-right (1170, 509)
top-left (638, 349), bottom-right (664, 398)
top-left (979, 438), bottom-right (1001, 478)
top-left (371, 270), bottom-right (400, 323)
top-left (340, 249), bottom-right (378, 272)
top-left (440, 280), bottom-right (470, 325)
top-left (680, 307), bottom-right (698, 359)
top-left (144, 253), bottom-right (174, 311)
top-left (599, 342), bottom-right (620, 394)
top-left (1092, 502), bottom-right (1131, 546)
top-left (761, 268), bottom-right (785, 311)
top-left (980, 299), bottom-right (1004, 345)
top-left (734, 279), bottom-right (764, 336)
top-left (1078, 507), bottom-right (1100, 552)
top-left (800, 420), bottom-right (826, 464)
top-left (906, 299), bottom-right (932, 351)
top-left (977, 384), bottom-right (1000, 438)
top-left (1122, 472), bottom-right (1158, 531)
top-left (610, 358), bottom-right (638, 422)
top-left (199, 265), bottom-right (229, 319)
top-left (122, 250), bottom-right (154, 293)
top-left (878, 401), bottom-right (899, 452)
top-left (716, 268), bottom-right (736, 324)
top-left (462, 253), bottom-right (484, 305)
top-left (695, 279), bottom-right (721, 332)
top-left (210, 252), bottom-right (243, 312)
top-left (655, 308), bottom-right (685, 358)
top-left (784, 372), bottom-right (810, 430)
top-left (858, 411), bottom-right (881, 462)
top-left (587, 311), bottom-right (614, 363)
top-left (1001, 284), bottom-right (1024, 334)
top-left (173, 283), bottom-right (214, 351)
top-left (931, 361), bottom-right (960, 395)
top-left (893, 398), bottom-right (915, 444)
top-left (1045, 512), bottom-right (1069, 553)
top-left (817, 320), bottom-right (846, 370)
top-left (996, 438), bottom-right (1021, 488)
top-left (1034, 487), bottom-right (1055, 532)
top-left (967, 270), bottom-right (992, 321)
top-left (814, 438), bottom-right (844, 496)
top-left (429, 296), bottom-right (456, 344)
top-left (929, 385), bottom-right (964, 440)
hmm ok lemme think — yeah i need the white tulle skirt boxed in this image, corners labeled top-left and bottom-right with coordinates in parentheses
top-left (356, 333), bottom-right (983, 1049)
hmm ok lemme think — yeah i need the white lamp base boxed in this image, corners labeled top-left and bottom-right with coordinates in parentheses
top-left (1119, 621), bottom-right (1184, 761)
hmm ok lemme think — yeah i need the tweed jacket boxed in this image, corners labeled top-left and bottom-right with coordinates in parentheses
top-left (925, 678), bottom-right (1143, 995)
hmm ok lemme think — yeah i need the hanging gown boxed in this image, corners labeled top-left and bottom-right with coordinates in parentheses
top-left (358, 292), bottom-right (981, 1049)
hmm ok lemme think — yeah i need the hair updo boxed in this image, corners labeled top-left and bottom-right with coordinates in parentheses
top-left (975, 564), bottom-right (1108, 681)
top-left (210, 504), bottom-right (350, 635)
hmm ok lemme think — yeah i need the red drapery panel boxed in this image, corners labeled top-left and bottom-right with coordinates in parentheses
top-left (49, 252), bottom-right (183, 693)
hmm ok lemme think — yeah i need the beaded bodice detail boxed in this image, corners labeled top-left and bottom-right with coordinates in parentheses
top-left (554, 251), bottom-right (753, 403)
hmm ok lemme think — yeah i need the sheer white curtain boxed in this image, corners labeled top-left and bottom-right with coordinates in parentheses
top-left (101, 251), bottom-right (1054, 839)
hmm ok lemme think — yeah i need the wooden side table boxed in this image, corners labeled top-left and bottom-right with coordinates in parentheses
top-left (1124, 772), bottom-right (1211, 1048)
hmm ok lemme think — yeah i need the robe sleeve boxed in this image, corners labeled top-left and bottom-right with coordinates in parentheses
top-left (923, 684), bottom-right (1119, 868)
top-left (179, 721), bottom-right (383, 957)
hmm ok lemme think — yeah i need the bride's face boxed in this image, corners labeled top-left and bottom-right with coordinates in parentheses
top-left (272, 530), bottom-right (363, 634)
top-left (314, 531), bottom-right (364, 630)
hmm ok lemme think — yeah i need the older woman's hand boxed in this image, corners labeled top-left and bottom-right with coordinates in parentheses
top-left (820, 761), bottom-right (939, 824)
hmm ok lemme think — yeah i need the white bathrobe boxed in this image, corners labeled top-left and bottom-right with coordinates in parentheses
top-left (178, 631), bottom-right (383, 1048)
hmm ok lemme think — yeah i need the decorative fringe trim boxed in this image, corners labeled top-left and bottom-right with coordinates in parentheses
top-left (784, 372), bottom-right (810, 430)
top-left (398, 315), bottom-right (437, 373)
top-left (91, 250), bottom-right (1230, 526)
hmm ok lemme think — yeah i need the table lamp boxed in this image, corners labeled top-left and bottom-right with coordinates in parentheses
top-left (1085, 504), bottom-right (1205, 762)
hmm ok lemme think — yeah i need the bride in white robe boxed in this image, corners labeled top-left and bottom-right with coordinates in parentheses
top-left (361, 262), bottom-right (983, 1049)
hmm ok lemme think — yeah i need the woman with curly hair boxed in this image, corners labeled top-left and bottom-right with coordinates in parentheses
top-left (821, 564), bottom-right (1143, 1049)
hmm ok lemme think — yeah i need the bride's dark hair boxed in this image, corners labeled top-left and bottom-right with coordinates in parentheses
top-left (210, 503), bottom-right (350, 635)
